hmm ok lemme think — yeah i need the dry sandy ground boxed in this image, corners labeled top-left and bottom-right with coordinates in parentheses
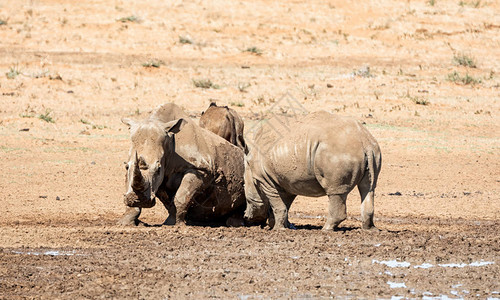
top-left (0, 0), bottom-right (499, 298)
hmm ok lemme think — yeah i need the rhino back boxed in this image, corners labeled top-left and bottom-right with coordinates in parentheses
top-left (171, 120), bottom-right (246, 220)
top-left (250, 111), bottom-right (376, 196)
top-left (150, 103), bottom-right (192, 123)
top-left (185, 131), bottom-right (246, 221)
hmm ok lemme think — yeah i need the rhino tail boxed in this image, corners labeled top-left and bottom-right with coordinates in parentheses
top-left (366, 146), bottom-right (382, 191)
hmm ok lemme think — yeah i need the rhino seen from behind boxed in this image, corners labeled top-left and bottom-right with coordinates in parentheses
top-left (243, 111), bottom-right (382, 230)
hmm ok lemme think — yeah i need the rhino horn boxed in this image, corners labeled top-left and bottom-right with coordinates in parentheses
top-left (132, 152), bottom-right (145, 191)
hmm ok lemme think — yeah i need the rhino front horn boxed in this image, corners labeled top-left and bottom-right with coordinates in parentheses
top-left (132, 153), bottom-right (145, 191)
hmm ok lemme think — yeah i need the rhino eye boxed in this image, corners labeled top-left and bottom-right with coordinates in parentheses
top-left (125, 163), bottom-right (129, 170)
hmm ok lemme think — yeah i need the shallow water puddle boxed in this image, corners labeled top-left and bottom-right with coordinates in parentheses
top-left (12, 249), bottom-right (85, 256)
top-left (372, 259), bottom-right (494, 269)
top-left (372, 259), bottom-right (411, 267)
top-left (387, 281), bottom-right (407, 289)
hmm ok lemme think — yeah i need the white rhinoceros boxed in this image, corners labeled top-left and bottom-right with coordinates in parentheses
top-left (244, 111), bottom-right (382, 230)
top-left (119, 103), bottom-right (246, 226)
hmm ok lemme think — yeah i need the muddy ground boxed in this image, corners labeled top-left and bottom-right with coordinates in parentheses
top-left (0, 0), bottom-right (499, 298)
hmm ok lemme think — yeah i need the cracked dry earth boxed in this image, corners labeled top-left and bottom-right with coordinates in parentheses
top-left (0, 0), bottom-right (499, 299)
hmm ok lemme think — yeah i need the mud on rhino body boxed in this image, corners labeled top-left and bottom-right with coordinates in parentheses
top-left (199, 102), bottom-right (248, 154)
top-left (119, 103), bottom-right (246, 226)
top-left (244, 111), bottom-right (382, 230)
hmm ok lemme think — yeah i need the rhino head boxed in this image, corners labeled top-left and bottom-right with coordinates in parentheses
top-left (122, 118), bottom-right (186, 208)
top-left (243, 155), bottom-right (269, 223)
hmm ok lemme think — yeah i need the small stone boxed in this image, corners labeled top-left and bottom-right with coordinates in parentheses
top-left (56, 196), bottom-right (61, 200)
top-left (327, 83), bottom-right (333, 88)
top-left (389, 192), bottom-right (402, 196)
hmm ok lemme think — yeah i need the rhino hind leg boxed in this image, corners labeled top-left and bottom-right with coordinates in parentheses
top-left (118, 207), bottom-right (142, 226)
top-left (322, 193), bottom-right (348, 231)
top-left (358, 174), bottom-right (376, 230)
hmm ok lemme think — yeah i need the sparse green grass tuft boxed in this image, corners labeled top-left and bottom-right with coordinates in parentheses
top-left (117, 15), bottom-right (141, 23)
top-left (80, 119), bottom-right (91, 125)
top-left (412, 97), bottom-right (429, 106)
top-left (237, 82), bottom-right (251, 93)
top-left (404, 91), bottom-right (430, 106)
top-left (6, 65), bottom-right (21, 79)
top-left (142, 59), bottom-right (164, 68)
top-left (230, 101), bottom-right (245, 107)
top-left (459, 0), bottom-right (481, 7)
top-left (0, 19), bottom-right (7, 26)
top-left (38, 110), bottom-right (55, 123)
top-left (352, 66), bottom-right (373, 78)
top-left (453, 53), bottom-right (477, 68)
top-left (447, 71), bottom-right (481, 85)
top-left (192, 79), bottom-right (220, 89)
top-left (92, 124), bottom-right (107, 130)
top-left (244, 47), bottom-right (263, 56)
top-left (428, 0), bottom-right (436, 6)
top-left (179, 35), bottom-right (193, 44)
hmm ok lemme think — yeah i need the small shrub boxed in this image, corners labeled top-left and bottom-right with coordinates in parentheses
top-left (38, 110), bottom-right (55, 123)
top-left (459, 0), bottom-right (481, 7)
top-left (92, 124), bottom-right (107, 130)
top-left (244, 47), bottom-right (263, 56)
top-left (447, 71), bottom-right (481, 85)
top-left (179, 35), bottom-right (193, 44)
top-left (453, 53), bottom-right (477, 68)
top-left (117, 15), bottom-right (141, 23)
top-left (237, 82), bottom-right (251, 93)
top-left (6, 65), bottom-right (20, 79)
top-left (428, 0), bottom-right (436, 5)
top-left (142, 59), bottom-right (164, 68)
top-left (230, 101), bottom-right (244, 107)
top-left (412, 97), bottom-right (429, 105)
top-left (0, 19), bottom-right (7, 26)
top-left (352, 66), bottom-right (373, 78)
top-left (192, 79), bottom-right (220, 89)
top-left (404, 91), bottom-right (430, 106)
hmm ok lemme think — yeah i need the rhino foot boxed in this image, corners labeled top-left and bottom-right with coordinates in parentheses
top-left (163, 216), bottom-right (176, 226)
top-left (362, 225), bottom-right (380, 232)
top-left (117, 217), bottom-right (139, 226)
top-left (226, 215), bottom-right (245, 227)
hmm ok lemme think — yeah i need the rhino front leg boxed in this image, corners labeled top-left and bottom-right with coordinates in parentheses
top-left (170, 172), bottom-right (205, 225)
top-left (323, 193), bottom-right (347, 231)
top-left (118, 206), bottom-right (142, 226)
top-left (267, 193), bottom-right (289, 230)
top-left (156, 189), bottom-right (176, 226)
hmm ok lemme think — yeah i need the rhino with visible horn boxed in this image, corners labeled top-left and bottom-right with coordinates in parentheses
top-left (119, 103), bottom-right (246, 226)
top-left (244, 111), bottom-right (382, 230)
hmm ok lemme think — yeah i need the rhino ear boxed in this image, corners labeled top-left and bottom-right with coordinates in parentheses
top-left (164, 118), bottom-right (186, 134)
top-left (121, 118), bottom-right (136, 129)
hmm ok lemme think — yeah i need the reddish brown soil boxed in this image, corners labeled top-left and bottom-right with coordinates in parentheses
top-left (0, 0), bottom-right (498, 298)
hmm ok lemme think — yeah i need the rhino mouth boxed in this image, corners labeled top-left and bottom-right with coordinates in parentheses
top-left (124, 151), bottom-right (157, 208)
top-left (124, 192), bottom-right (156, 208)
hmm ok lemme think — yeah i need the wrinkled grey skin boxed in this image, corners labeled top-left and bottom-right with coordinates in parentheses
top-left (244, 111), bottom-right (382, 230)
top-left (199, 102), bottom-right (248, 154)
top-left (119, 103), bottom-right (246, 227)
